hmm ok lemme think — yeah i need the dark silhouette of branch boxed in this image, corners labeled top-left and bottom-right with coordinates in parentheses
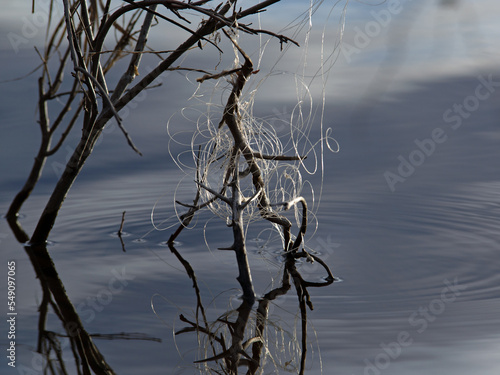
top-left (24, 242), bottom-right (116, 375)
top-left (6, 2), bottom-right (338, 373)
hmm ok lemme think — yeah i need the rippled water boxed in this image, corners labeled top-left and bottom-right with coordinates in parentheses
top-left (2, 2), bottom-right (500, 373)
top-left (2, 68), bottom-right (499, 374)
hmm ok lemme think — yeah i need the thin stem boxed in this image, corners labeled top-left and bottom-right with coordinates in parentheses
top-left (111, 4), bottom-right (158, 103)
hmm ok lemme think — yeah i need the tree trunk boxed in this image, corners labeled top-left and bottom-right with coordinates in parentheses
top-left (6, 139), bottom-right (50, 220)
top-left (30, 129), bottom-right (100, 245)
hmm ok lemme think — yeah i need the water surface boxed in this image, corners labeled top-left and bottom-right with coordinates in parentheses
top-left (1, 1), bottom-right (500, 374)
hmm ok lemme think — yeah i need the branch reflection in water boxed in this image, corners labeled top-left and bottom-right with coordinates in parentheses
top-left (7, 217), bottom-right (160, 375)
top-left (164, 242), bottom-right (335, 374)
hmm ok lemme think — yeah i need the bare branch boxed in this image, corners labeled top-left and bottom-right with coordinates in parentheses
top-left (117, 211), bottom-right (126, 236)
top-left (252, 152), bottom-right (306, 161)
top-left (239, 187), bottom-right (262, 210)
top-left (195, 180), bottom-right (231, 205)
top-left (47, 99), bottom-right (83, 156)
top-left (196, 67), bottom-right (242, 83)
top-left (111, 4), bottom-right (158, 102)
top-left (74, 67), bottom-right (142, 155)
top-left (218, 30), bottom-right (293, 246)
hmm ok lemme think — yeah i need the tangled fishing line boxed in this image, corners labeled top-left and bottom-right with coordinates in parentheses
top-left (162, 34), bottom-right (340, 241)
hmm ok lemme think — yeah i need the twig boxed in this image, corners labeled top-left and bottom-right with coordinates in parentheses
top-left (61, 0), bottom-right (78, 67)
top-left (219, 29), bottom-right (293, 246)
top-left (273, 197), bottom-right (307, 252)
top-left (239, 187), bottom-right (262, 210)
top-left (93, 0), bottom-right (292, 130)
top-left (252, 152), bottom-right (306, 161)
top-left (195, 180), bottom-right (231, 205)
top-left (90, 332), bottom-right (161, 342)
top-left (117, 211), bottom-right (127, 252)
top-left (46, 97), bottom-right (83, 156)
top-left (289, 251), bottom-right (336, 285)
top-left (105, 0), bottom-right (222, 55)
top-left (110, 4), bottom-right (158, 103)
top-left (117, 211), bottom-right (126, 236)
top-left (196, 67), bottom-right (242, 83)
top-left (74, 67), bottom-right (142, 155)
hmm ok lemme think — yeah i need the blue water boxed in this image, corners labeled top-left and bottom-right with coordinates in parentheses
top-left (1, 1), bottom-right (500, 374)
